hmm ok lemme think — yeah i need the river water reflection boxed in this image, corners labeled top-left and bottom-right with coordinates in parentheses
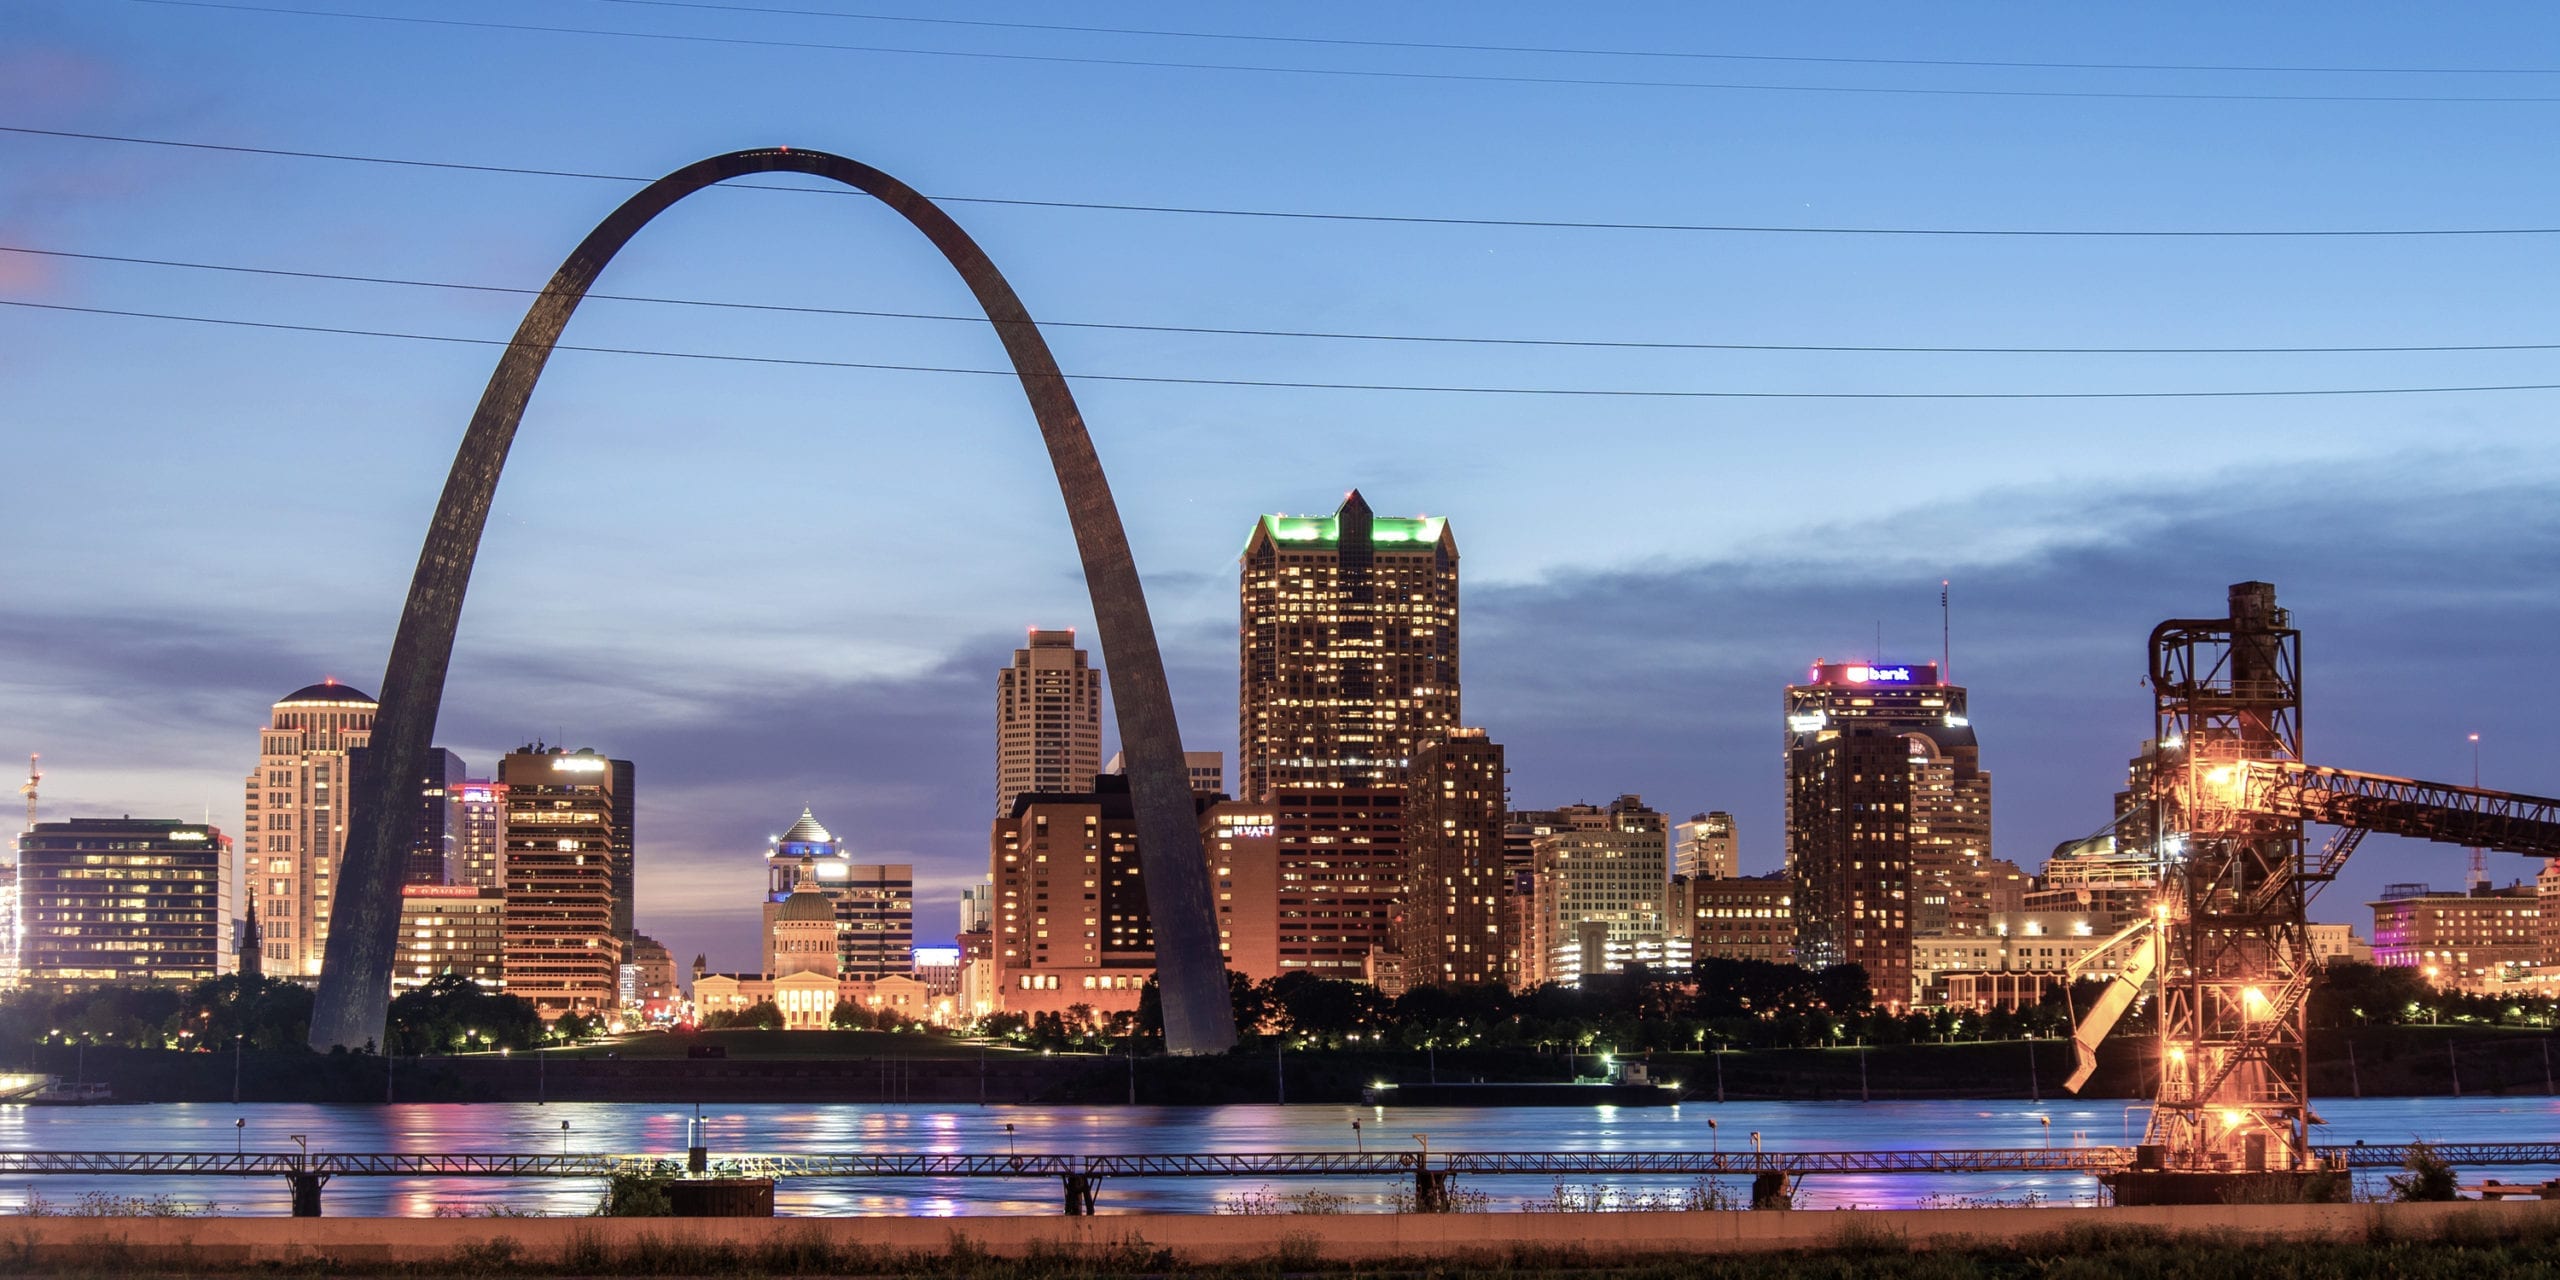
top-left (2, 1097), bottom-right (2554, 1216)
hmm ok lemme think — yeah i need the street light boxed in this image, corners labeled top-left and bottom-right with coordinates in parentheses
top-left (1004, 1123), bottom-right (1017, 1156)
top-left (1351, 1120), bottom-right (1362, 1154)
top-left (235, 1117), bottom-right (245, 1156)
top-left (1707, 1116), bottom-right (1719, 1155)
top-left (560, 1120), bottom-right (571, 1157)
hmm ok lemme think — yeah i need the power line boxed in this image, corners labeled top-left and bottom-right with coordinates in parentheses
top-left (126, 0), bottom-right (2560, 105)
top-left (593, 0), bottom-right (2560, 78)
top-left (10, 297), bottom-right (2560, 400)
top-left (12, 125), bottom-right (2560, 240)
top-left (10, 243), bottom-right (2559, 357)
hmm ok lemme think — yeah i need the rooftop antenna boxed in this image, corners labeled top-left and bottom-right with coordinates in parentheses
top-left (2468, 732), bottom-right (2487, 892)
top-left (1941, 580), bottom-right (1951, 681)
top-left (18, 754), bottom-right (37, 833)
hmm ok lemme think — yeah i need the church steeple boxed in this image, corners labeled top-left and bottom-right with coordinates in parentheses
top-left (239, 899), bottom-right (264, 983)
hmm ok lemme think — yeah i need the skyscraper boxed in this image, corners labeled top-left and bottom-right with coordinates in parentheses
top-left (405, 748), bottom-right (467, 886)
top-left (996, 629), bottom-right (1103, 815)
top-left (18, 818), bottom-right (230, 991)
top-left (455, 779), bottom-right (506, 891)
top-left (1674, 812), bottom-right (1737, 880)
top-left (243, 681), bottom-right (376, 978)
top-left (1237, 491), bottom-right (1459, 802)
top-left (498, 745), bottom-right (628, 1016)
top-left (1399, 728), bottom-right (1508, 987)
top-left (1786, 661), bottom-right (1990, 1008)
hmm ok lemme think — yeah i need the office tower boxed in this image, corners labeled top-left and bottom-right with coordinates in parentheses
top-left (17, 818), bottom-right (230, 990)
top-left (394, 884), bottom-right (505, 992)
top-left (961, 877), bottom-right (996, 935)
top-left (498, 745), bottom-right (627, 1016)
top-left (455, 779), bottom-right (506, 890)
top-left (1400, 728), bottom-right (1508, 988)
top-left (625, 934), bottom-right (678, 1011)
top-left (406, 748), bottom-right (467, 886)
top-left (1674, 812), bottom-right (1737, 880)
top-left (243, 680), bottom-right (376, 978)
top-left (996, 629), bottom-right (1103, 815)
top-left (1525, 796), bottom-right (1671, 984)
top-left (837, 862), bottom-right (914, 980)
top-left (609, 757), bottom-right (636, 945)
top-left (1238, 491), bottom-right (1460, 801)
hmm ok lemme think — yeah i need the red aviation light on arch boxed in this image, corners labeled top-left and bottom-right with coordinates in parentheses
top-left (1807, 661), bottom-right (1942, 687)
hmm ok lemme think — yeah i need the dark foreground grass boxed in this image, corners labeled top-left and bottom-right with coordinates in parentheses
top-left (14, 1219), bottom-right (2560, 1280)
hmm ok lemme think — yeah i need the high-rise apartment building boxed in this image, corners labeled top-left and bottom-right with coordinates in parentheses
top-left (395, 883), bottom-right (505, 992)
top-left (1399, 728), bottom-right (1507, 988)
top-left (1674, 812), bottom-right (1738, 880)
top-left (1525, 796), bottom-right (1671, 985)
top-left (498, 745), bottom-right (627, 1016)
top-left (996, 629), bottom-right (1103, 815)
top-left (405, 748), bottom-right (467, 886)
top-left (1785, 661), bottom-right (1991, 1008)
top-left (242, 681), bottom-right (375, 978)
top-left (17, 818), bottom-right (230, 991)
top-left (1238, 491), bottom-right (1459, 801)
top-left (1104, 749), bottom-right (1231, 798)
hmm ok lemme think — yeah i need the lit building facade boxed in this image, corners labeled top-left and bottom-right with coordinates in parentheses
top-left (455, 779), bottom-right (506, 891)
top-left (1674, 812), bottom-right (1737, 880)
top-left (242, 681), bottom-right (375, 978)
top-left (394, 883), bottom-right (505, 992)
top-left (996, 629), bottom-right (1103, 815)
top-left (1526, 796), bottom-right (1671, 985)
top-left (499, 745), bottom-right (627, 1017)
top-left (1786, 661), bottom-right (1990, 1008)
top-left (1676, 873), bottom-right (1796, 966)
top-left (17, 818), bottom-right (230, 991)
top-left (2370, 882), bottom-right (2540, 993)
top-left (1275, 788), bottom-right (1404, 979)
top-left (2305, 922), bottom-right (2372, 968)
top-left (404, 748), bottom-right (467, 886)
top-left (1399, 728), bottom-right (1507, 988)
top-left (1914, 910), bottom-right (2118, 1008)
top-left (988, 781), bottom-right (1275, 1017)
top-left (1237, 491), bottom-right (1459, 801)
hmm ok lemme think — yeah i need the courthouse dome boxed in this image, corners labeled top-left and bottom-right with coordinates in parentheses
top-left (278, 680), bottom-right (377, 705)
top-left (777, 808), bottom-right (834, 846)
top-left (775, 859), bottom-right (836, 923)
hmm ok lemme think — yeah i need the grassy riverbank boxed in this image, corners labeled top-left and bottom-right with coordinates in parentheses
top-left (12, 1215), bottom-right (2560, 1278)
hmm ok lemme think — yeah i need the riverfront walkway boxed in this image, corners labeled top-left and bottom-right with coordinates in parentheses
top-left (6, 1141), bottom-right (2558, 1215)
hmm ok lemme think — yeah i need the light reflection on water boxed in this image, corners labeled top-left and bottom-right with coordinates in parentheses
top-left (0, 1097), bottom-right (2551, 1216)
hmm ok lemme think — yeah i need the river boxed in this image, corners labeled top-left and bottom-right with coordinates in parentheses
top-left (2, 1097), bottom-right (2553, 1216)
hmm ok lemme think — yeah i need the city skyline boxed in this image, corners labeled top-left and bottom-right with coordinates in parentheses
top-left (10, 4), bottom-right (2560, 972)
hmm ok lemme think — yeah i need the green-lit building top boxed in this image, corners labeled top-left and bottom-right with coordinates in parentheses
top-left (1251, 512), bottom-right (1448, 550)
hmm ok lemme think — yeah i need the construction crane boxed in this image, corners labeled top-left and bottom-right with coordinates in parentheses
top-left (2066, 583), bottom-right (2560, 1204)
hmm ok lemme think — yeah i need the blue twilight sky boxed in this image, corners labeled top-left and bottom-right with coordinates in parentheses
top-left (6, 2), bottom-right (2560, 970)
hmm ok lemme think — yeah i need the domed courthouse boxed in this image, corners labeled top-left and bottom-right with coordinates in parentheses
top-left (690, 809), bottom-right (928, 1028)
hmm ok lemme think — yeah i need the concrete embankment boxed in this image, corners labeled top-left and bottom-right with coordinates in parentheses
top-left (9, 1201), bottom-right (2557, 1268)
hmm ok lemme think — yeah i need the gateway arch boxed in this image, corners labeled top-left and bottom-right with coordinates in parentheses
top-left (309, 148), bottom-right (1238, 1057)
